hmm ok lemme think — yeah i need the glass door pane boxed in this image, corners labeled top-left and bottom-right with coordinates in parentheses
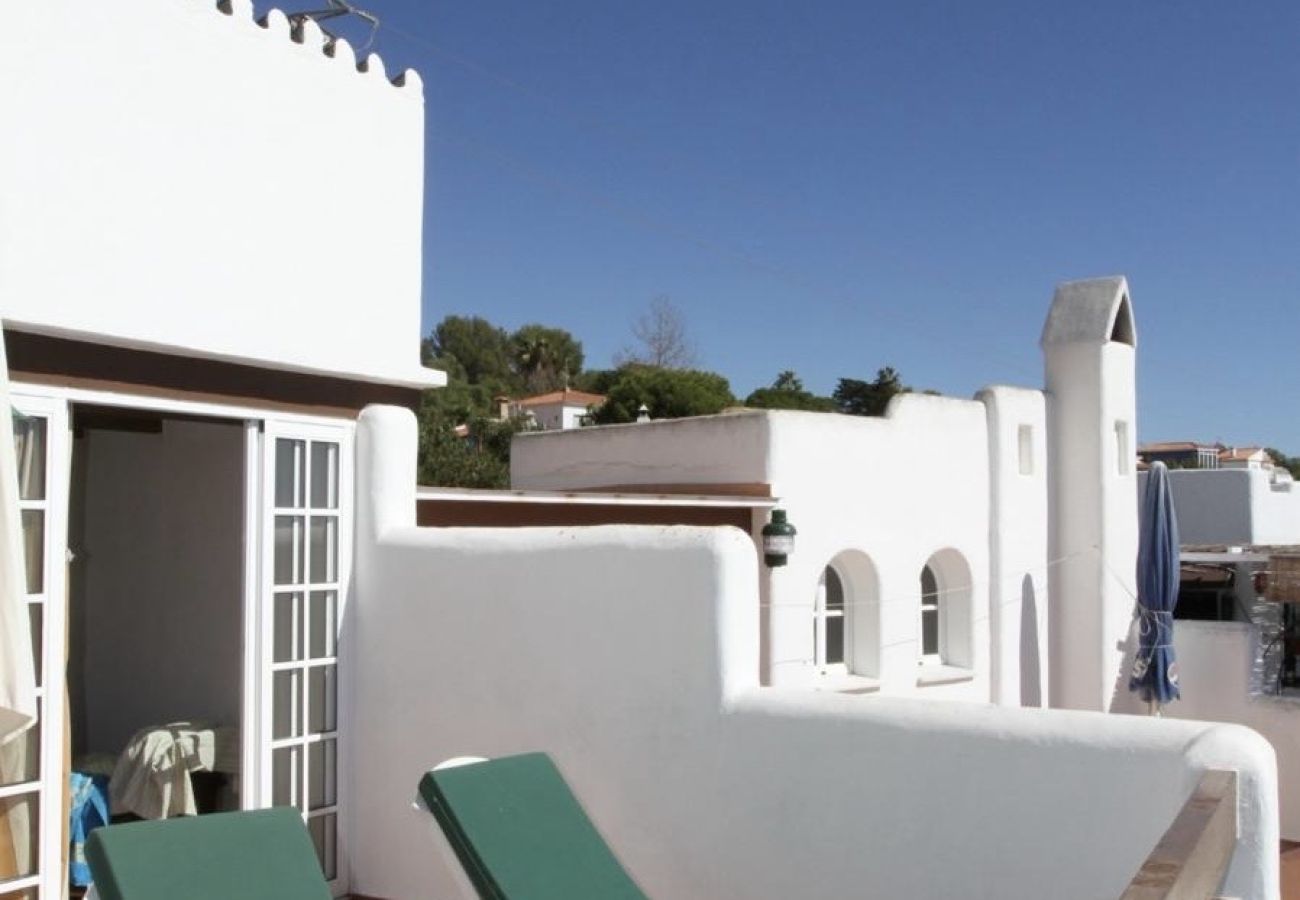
top-left (261, 425), bottom-right (349, 893)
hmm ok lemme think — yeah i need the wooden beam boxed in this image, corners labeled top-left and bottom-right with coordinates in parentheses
top-left (1121, 769), bottom-right (1238, 900)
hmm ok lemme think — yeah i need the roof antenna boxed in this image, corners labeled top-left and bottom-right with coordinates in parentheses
top-left (286, 0), bottom-right (380, 53)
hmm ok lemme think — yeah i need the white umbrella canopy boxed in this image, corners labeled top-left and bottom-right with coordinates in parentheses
top-left (0, 333), bottom-right (36, 745)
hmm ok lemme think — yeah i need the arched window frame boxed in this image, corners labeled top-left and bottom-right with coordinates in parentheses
top-left (919, 564), bottom-right (942, 665)
top-left (813, 564), bottom-right (847, 674)
top-left (918, 549), bottom-right (975, 671)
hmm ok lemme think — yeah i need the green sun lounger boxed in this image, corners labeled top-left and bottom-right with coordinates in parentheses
top-left (85, 807), bottom-right (331, 900)
top-left (419, 752), bottom-right (649, 900)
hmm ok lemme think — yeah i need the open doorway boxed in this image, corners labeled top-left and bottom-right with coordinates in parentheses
top-left (65, 405), bottom-right (246, 876)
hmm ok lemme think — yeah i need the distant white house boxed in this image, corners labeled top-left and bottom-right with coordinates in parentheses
top-left (507, 388), bottom-right (605, 430)
top-left (1139, 441), bottom-right (1286, 475)
top-left (1221, 446), bottom-right (1281, 471)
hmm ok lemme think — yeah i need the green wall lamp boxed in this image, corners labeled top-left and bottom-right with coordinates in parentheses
top-left (762, 509), bottom-right (796, 567)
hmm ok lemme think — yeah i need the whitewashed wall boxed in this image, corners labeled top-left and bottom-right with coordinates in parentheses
top-left (1043, 277), bottom-right (1139, 712)
top-left (513, 396), bottom-right (1050, 701)
top-left (349, 406), bottom-right (1279, 900)
top-left (979, 386), bottom-right (1049, 706)
top-left (761, 400), bottom-right (993, 698)
top-left (0, 0), bottom-right (439, 389)
top-left (1157, 469), bottom-right (1300, 545)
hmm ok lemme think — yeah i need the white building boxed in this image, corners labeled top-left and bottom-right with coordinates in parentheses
top-left (0, 1), bottom-right (438, 893)
top-left (1221, 447), bottom-right (1279, 471)
top-left (1155, 467), bottom-right (1300, 547)
top-left (511, 278), bottom-right (1138, 712)
top-left (509, 388), bottom-right (605, 430)
top-left (0, 3), bottom-right (1281, 899)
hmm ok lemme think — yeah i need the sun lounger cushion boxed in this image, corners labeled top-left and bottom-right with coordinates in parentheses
top-left (419, 752), bottom-right (648, 900)
top-left (84, 806), bottom-right (331, 900)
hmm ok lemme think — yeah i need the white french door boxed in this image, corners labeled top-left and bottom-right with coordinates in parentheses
top-left (257, 420), bottom-right (352, 893)
top-left (0, 385), bottom-right (355, 900)
top-left (1, 393), bottom-right (69, 900)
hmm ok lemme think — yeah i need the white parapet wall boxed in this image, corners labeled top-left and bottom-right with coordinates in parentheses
top-left (0, 0), bottom-right (440, 388)
top-left (1156, 468), bottom-right (1300, 546)
top-left (350, 406), bottom-right (1278, 900)
top-left (511, 410), bottom-right (774, 491)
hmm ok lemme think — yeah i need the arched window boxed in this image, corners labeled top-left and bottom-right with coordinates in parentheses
top-left (920, 565), bottom-right (940, 662)
top-left (918, 549), bottom-right (974, 669)
top-left (814, 564), bottom-right (845, 670)
top-left (810, 551), bottom-right (881, 679)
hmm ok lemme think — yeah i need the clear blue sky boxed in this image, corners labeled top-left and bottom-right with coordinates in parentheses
top-left (287, 1), bottom-right (1299, 450)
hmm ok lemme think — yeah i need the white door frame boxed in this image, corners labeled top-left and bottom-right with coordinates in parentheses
top-left (258, 418), bottom-right (354, 895)
top-left (8, 381), bottom-right (356, 896)
top-left (240, 419), bottom-right (263, 807)
top-left (5, 389), bottom-right (70, 900)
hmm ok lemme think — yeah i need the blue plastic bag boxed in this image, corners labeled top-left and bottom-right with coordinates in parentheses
top-left (69, 772), bottom-right (110, 886)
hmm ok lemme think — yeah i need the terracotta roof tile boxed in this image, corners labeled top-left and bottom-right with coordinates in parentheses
top-left (514, 389), bottom-right (606, 407)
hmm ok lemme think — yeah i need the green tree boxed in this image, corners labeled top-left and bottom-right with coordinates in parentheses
top-left (773, 370), bottom-right (802, 391)
top-left (1266, 448), bottom-right (1300, 480)
top-left (572, 368), bottom-right (620, 395)
top-left (833, 367), bottom-right (908, 417)
top-left (417, 315), bottom-right (592, 487)
top-left (745, 370), bottom-right (836, 412)
top-left (423, 315), bottom-right (517, 393)
top-left (591, 365), bottom-right (735, 424)
top-left (509, 324), bottom-right (584, 394)
top-left (416, 386), bottom-right (529, 489)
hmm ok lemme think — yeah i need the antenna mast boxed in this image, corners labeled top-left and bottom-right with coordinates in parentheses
top-left (286, 0), bottom-right (380, 52)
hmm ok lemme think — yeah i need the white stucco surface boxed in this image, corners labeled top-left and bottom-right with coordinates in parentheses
top-left (1043, 277), bottom-right (1139, 711)
top-left (979, 385), bottom-right (1050, 706)
top-left (513, 277), bottom-right (1141, 710)
top-left (514, 394), bottom-right (1051, 701)
top-left (0, 0), bottom-right (440, 389)
top-left (762, 399), bottom-right (993, 696)
top-left (1153, 469), bottom-right (1300, 546)
top-left (350, 406), bottom-right (1279, 900)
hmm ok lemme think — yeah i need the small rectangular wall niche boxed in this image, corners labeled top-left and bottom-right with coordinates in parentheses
top-left (1017, 425), bottom-right (1034, 476)
top-left (1115, 421), bottom-right (1131, 476)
